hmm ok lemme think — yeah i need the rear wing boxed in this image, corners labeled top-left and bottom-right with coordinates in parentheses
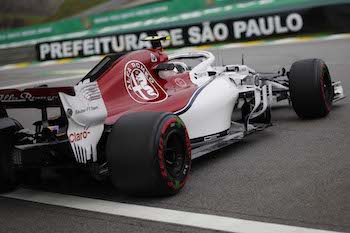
top-left (0, 87), bottom-right (74, 109)
top-left (0, 82), bottom-right (107, 164)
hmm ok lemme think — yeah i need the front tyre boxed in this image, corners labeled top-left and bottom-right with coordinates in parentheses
top-left (289, 59), bottom-right (333, 119)
top-left (106, 112), bottom-right (191, 196)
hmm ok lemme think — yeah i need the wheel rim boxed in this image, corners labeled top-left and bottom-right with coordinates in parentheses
top-left (322, 69), bottom-right (332, 102)
top-left (321, 65), bottom-right (333, 112)
top-left (163, 130), bottom-right (186, 178)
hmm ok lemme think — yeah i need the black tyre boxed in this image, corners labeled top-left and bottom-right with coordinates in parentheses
top-left (21, 168), bottom-right (42, 185)
top-left (289, 59), bottom-right (333, 119)
top-left (0, 118), bottom-right (22, 193)
top-left (10, 119), bottom-right (42, 185)
top-left (106, 112), bottom-right (191, 196)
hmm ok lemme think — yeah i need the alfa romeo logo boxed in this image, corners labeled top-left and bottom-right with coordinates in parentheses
top-left (124, 60), bottom-right (168, 103)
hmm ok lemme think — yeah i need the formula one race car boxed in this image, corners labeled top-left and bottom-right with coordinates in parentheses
top-left (0, 36), bottom-right (345, 196)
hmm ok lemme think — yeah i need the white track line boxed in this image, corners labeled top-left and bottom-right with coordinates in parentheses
top-left (0, 64), bottom-right (17, 71)
top-left (1, 188), bottom-right (342, 233)
top-left (0, 75), bottom-right (83, 90)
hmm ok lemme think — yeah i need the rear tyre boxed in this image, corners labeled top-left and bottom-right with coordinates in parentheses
top-left (0, 142), bottom-right (18, 193)
top-left (289, 59), bottom-right (333, 119)
top-left (0, 118), bottom-right (22, 193)
top-left (106, 112), bottom-right (191, 196)
top-left (21, 168), bottom-right (42, 185)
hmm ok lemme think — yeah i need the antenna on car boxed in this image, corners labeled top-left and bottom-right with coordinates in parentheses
top-left (220, 48), bottom-right (224, 66)
top-left (142, 35), bottom-right (171, 50)
top-left (242, 54), bottom-right (245, 65)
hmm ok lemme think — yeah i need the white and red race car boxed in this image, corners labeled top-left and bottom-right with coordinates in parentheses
top-left (0, 36), bottom-right (345, 196)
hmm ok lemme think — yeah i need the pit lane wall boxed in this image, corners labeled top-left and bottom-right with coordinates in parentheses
top-left (1, 0), bottom-right (350, 63)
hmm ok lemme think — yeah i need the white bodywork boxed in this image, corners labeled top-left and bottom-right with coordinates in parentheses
top-left (178, 77), bottom-right (239, 139)
top-left (170, 51), bottom-right (272, 140)
top-left (59, 80), bottom-right (107, 163)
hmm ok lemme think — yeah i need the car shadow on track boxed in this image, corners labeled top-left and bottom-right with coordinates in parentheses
top-left (21, 100), bottom-right (346, 202)
top-left (21, 129), bottom-right (274, 204)
top-left (270, 102), bottom-right (346, 124)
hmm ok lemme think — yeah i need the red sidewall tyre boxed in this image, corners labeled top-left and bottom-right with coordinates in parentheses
top-left (289, 59), bottom-right (333, 119)
top-left (106, 112), bottom-right (191, 196)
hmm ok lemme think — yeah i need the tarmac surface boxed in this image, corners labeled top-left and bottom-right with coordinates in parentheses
top-left (0, 38), bottom-right (349, 233)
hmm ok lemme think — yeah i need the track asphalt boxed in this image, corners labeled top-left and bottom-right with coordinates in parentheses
top-left (0, 38), bottom-right (349, 233)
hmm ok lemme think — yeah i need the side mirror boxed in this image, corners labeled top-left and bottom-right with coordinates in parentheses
top-left (154, 63), bottom-right (175, 71)
top-left (208, 71), bottom-right (216, 76)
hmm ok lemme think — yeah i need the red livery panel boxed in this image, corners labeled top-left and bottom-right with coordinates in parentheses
top-left (97, 49), bottom-right (199, 124)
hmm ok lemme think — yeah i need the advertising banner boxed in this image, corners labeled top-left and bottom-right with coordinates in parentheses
top-left (36, 4), bottom-right (350, 61)
top-left (3, 0), bottom-right (349, 49)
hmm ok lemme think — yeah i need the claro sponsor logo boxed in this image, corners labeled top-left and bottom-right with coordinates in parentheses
top-left (124, 60), bottom-right (168, 103)
top-left (69, 129), bottom-right (90, 143)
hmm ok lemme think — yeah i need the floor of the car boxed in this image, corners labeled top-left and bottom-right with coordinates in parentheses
top-left (191, 122), bottom-right (270, 160)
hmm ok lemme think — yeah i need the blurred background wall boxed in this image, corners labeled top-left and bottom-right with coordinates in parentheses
top-left (0, 0), bottom-right (64, 29)
top-left (0, 0), bottom-right (64, 15)
top-left (0, 0), bottom-right (163, 30)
